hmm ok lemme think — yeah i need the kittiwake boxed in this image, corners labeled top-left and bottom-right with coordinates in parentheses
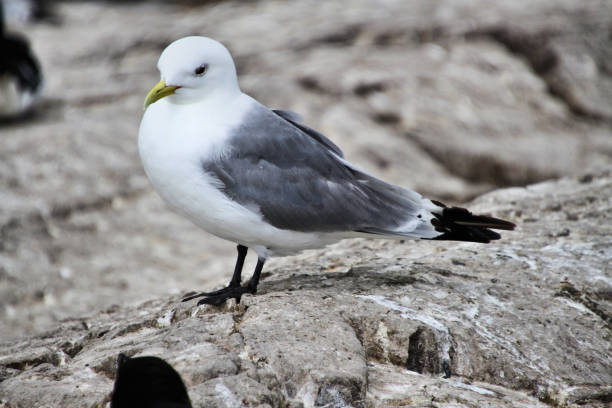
top-left (139, 36), bottom-right (515, 305)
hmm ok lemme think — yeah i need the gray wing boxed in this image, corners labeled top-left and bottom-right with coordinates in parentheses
top-left (203, 104), bottom-right (425, 233)
top-left (272, 109), bottom-right (344, 157)
top-left (271, 109), bottom-right (303, 123)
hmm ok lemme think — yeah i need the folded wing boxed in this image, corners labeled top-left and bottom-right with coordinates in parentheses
top-left (203, 104), bottom-right (514, 242)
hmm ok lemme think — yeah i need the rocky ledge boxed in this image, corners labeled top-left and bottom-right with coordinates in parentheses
top-left (1, 170), bottom-right (610, 407)
top-left (3, 0), bottom-right (612, 342)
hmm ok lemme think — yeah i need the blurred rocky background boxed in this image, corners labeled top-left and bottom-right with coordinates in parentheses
top-left (0, 0), bottom-right (610, 407)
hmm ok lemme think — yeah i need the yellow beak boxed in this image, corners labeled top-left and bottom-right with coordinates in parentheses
top-left (143, 80), bottom-right (180, 109)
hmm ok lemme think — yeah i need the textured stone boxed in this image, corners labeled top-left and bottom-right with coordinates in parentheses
top-left (1, 170), bottom-right (611, 407)
top-left (2, 0), bottom-right (611, 341)
top-left (0, 1), bottom-right (611, 406)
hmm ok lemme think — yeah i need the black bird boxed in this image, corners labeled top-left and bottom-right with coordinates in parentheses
top-left (111, 354), bottom-right (192, 408)
top-left (0, 0), bottom-right (42, 119)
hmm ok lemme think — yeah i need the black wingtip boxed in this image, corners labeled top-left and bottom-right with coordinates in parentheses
top-left (429, 205), bottom-right (515, 243)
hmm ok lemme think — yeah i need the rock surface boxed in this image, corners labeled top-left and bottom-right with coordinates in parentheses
top-left (1, 170), bottom-right (611, 407)
top-left (0, 0), bottom-right (611, 406)
top-left (1, 0), bottom-right (611, 341)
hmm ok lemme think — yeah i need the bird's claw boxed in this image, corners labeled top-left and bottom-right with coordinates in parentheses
top-left (182, 285), bottom-right (239, 302)
top-left (184, 285), bottom-right (256, 305)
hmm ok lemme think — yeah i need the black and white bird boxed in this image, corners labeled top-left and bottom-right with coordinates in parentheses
top-left (0, 1), bottom-right (42, 119)
top-left (111, 354), bottom-right (192, 408)
top-left (139, 36), bottom-right (515, 305)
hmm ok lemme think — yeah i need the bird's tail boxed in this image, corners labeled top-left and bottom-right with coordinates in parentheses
top-left (428, 200), bottom-right (515, 243)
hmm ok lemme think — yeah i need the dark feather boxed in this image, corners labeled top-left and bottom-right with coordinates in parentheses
top-left (111, 354), bottom-right (192, 408)
top-left (0, 33), bottom-right (42, 92)
top-left (430, 205), bottom-right (515, 243)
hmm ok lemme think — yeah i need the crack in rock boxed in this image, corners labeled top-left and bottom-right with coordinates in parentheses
top-left (359, 295), bottom-right (452, 376)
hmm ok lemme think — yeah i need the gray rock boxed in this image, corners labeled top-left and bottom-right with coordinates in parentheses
top-left (2, 0), bottom-right (612, 341)
top-left (0, 1), bottom-right (611, 406)
top-left (1, 170), bottom-right (610, 407)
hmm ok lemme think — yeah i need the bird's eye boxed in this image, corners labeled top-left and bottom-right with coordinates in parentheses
top-left (194, 64), bottom-right (207, 76)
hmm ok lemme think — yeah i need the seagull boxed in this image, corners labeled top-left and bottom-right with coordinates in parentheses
top-left (111, 354), bottom-right (192, 408)
top-left (139, 36), bottom-right (515, 305)
top-left (0, 1), bottom-right (42, 119)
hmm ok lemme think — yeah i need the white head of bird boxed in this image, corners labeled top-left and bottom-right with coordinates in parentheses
top-left (144, 36), bottom-right (240, 108)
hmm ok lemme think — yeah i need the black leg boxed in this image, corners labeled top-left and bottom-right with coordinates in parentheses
top-left (228, 245), bottom-right (248, 287)
top-left (246, 258), bottom-right (264, 292)
top-left (182, 245), bottom-right (248, 302)
top-left (195, 257), bottom-right (266, 306)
